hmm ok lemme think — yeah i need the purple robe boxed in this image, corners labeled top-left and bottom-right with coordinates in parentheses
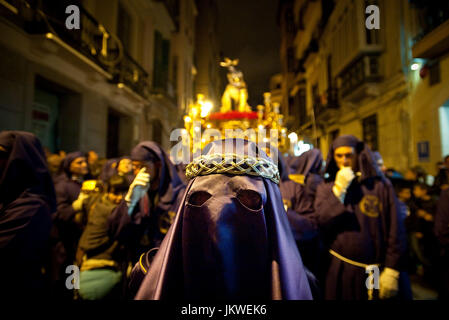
top-left (276, 151), bottom-right (317, 242)
top-left (132, 139), bottom-right (312, 300)
top-left (276, 151), bottom-right (321, 297)
top-left (314, 135), bottom-right (407, 300)
top-left (53, 152), bottom-right (86, 259)
top-left (0, 131), bottom-right (55, 299)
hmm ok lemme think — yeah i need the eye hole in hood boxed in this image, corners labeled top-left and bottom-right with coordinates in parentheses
top-left (236, 189), bottom-right (263, 211)
top-left (187, 191), bottom-right (212, 207)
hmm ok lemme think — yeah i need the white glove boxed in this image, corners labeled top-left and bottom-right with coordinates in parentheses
top-left (72, 192), bottom-right (89, 212)
top-left (332, 167), bottom-right (356, 203)
top-left (379, 267), bottom-right (400, 299)
top-left (125, 168), bottom-right (150, 215)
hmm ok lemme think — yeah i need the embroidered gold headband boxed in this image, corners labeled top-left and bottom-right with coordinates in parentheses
top-left (185, 153), bottom-right (280, 184)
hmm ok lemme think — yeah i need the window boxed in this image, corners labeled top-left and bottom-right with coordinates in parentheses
top-left (117, 2), bottom-right (132, 52)
top-left (153, 30), bottom-right (170, 92)
top-left (362, 114), bottom-right (378, 151)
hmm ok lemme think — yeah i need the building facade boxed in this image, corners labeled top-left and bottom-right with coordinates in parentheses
top-left (193, 0), bottom-right (221, 110)
top-left (278, 0), bottom-right (449, 175)
top-left (0, 0), bottom-right (197, 156)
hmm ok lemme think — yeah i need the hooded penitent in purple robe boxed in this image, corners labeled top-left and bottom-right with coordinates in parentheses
top-left (275, 150), bottom-right (321, 297)
top-left (108, 142), bottom-right (186, 264)
top-left (277, 151), bottom-right (317, 242)
top-left (314, 135), bottom-right (407, 300)
top-left (53, 151), bottom-right (86, 261)
top-left (0, 131), bottom-right (55, 299)
top-left (131, 139), bottom-right (312, 300)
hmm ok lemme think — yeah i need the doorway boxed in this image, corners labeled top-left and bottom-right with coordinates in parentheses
top-left (33, 75), bottom-right (80, 153)
top-left (439, 102), bottom-right (449, 158)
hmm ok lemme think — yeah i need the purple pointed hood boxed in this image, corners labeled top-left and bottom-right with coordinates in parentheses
top-left (135, 139), bottom-right (312, 300)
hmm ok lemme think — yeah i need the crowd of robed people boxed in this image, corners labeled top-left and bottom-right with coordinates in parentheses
top-left (1, 130), bottom-right (448, 300)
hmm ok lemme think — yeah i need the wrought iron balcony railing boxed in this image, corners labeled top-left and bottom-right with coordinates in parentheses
top-left (0, 0), bottom-right (151, 99)
top-left (339, 53), bottom-right (382, 99)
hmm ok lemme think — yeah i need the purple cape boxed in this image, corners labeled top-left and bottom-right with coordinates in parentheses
top-left (274, 148), bottom-right (317, 242)
top-left (0, 131), bottom-right (54, 298)
top-left (133, 139), bottom-right (312, 300)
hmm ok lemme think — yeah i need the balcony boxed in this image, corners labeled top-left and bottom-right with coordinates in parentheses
top-left (339, 53), bottom-right (382, 103)
top-left (113, 52), bottom-right (151, 98)
top-left (0, 0), bottom-right (151, 99)
top-left (313, 87), bottom-right (339, 122)
top-left (412, 5), bottom-right (449, 59)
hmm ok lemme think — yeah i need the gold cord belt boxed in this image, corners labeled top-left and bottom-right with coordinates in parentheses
top-left (329, 249), bottom-right (381, 269)
top-left (329, 249), bottom-right (381, 300)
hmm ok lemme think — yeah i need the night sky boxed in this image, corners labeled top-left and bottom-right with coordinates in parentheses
top-left (216, 0), bottom-right (281, 107)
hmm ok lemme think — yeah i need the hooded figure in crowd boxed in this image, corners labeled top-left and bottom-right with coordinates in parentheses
top-left (0, 131), bottom-right (55, 299)
top-left (51, 151), bottom-right (90, 299)
top-left (131, 139), bottom-right (312, 300)
top-left (314, 135), bottom-right (407, 300)
top-left (275, 150), bottom-right (320, 275)
top-left (54, 151), bottom-right (89, 256)
top-left (108, 141), bottom-right (186, 266)
top-left (288, 149), bottom-right (324, 201)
